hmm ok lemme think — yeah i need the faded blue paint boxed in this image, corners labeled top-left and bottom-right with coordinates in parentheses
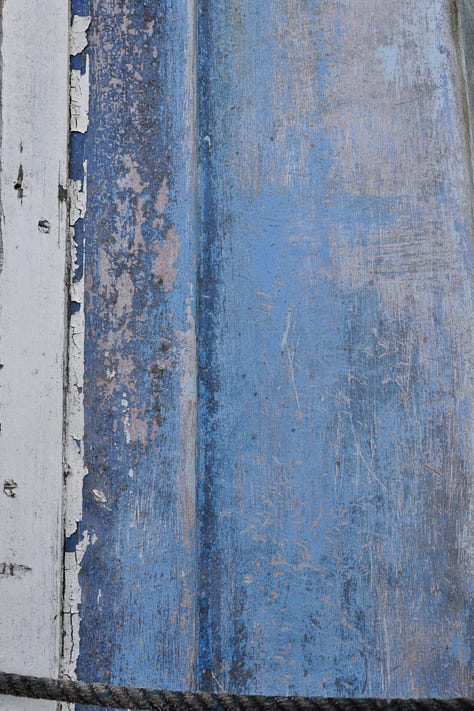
top-left (75, 0), bottom-right (198, 700)
top-left (75, 0), bottom-right (474, 703)
top-left (197, 0), bottom-right (473, 697)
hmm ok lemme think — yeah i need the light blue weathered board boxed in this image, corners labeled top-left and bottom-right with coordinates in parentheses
top-left (74, 0), bottom-right (473, 702)
top-left (71, 0), bottom-right (199, 693)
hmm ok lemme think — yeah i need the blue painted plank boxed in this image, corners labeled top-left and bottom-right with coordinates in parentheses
top-left (75, 0), bottom-right (198, 694)
top-left (75, 0), bottom-right (473, 701)
top-left (197, 0), bottom-right (473, 698)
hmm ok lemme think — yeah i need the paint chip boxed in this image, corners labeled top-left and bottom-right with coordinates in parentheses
top-left (91, 489), bottom-right (107, 504)
top-left (70, 57), bottom-right (90, 133)
top-left (69, 15), bottom-right (91, 56)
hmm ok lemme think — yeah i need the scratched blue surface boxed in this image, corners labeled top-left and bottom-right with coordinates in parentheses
top-left (75, 0), bottom-right (198, 700)
top-left (76, 0), bottom-right (474, 702)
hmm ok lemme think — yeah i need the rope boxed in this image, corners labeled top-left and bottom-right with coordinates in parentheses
top-left (0, 672), bottom-right (472, 710)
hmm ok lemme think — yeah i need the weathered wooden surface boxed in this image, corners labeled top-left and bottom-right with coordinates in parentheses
top-left (75, 0), bottom-right (473, 701)
top-left (73, 0), bottom-right (199, 695)
top-left (197, 0), bottom-right (474, 697)
top-left (0, 1), bottom-right (69, 709)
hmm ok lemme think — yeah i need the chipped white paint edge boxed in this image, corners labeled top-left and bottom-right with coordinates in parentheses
top-left (59, 17), bottom-right (91, 699)
top-left (60, 530), bottom-right (91, 702)
top-left (69, 16), bottom-right (91, 57)
top-left (0, 1), bottom-right (69, 710)
top-left (63, 171), bottom-right (88, 544)
top-left (70, 56), bottom-right (89, 133)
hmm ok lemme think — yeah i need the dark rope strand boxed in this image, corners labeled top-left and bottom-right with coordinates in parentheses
top-left (0, 672), bottom-right (472, 711)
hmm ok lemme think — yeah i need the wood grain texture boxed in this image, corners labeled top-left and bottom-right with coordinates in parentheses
top-left (197, 0), bottom-right (473, 697)
top-left (76, 0), bottom-right (473, 701)
top-left (0, 1), bottom-right (69, 709)
top-left (74, 0), bottom-right (199, 696)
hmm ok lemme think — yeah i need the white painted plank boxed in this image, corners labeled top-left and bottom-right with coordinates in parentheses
top-left (0, 1), bottom-right (69, 709)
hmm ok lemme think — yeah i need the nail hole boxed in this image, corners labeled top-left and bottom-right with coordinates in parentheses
top-left (14, 165), bottom-right (23, 198)
top-left (3, 480), bottom-right (17, 497)
top-left (38, 219), bottom-right (51, 234)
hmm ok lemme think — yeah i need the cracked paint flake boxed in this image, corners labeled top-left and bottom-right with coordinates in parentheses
top-left (69, 15), bottom-right (91, 56)
top-left (68, 172), bottom-right (87, 226)
top-left (61, 163), bottom-right (88, 701)
top-left (60, 531), bottom-right (95, 684)
top-left (64, 163), bottom-right (88, 539)
top-left (60, 10), bottom-right (90, 699)
top-left (70, 56), bottom-right (90, 133)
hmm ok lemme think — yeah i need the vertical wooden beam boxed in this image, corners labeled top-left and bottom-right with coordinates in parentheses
top-left (0, 1), bottom-right (69, 709)
top-left (197, 0), bottom-right (474, 697)
top-left (75, 0), bottom-right (199, 692)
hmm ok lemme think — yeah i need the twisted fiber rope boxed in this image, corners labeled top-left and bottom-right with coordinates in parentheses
top-left (0, 672), bottom-right (472, 710)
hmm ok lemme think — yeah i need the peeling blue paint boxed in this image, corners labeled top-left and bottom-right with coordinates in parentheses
top-left (75, 0), bottom-right (474, 703)
top-left (75, 0), bottom-right (198, 700)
